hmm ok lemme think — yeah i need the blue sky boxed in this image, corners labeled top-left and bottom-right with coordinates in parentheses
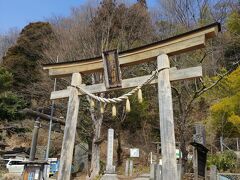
top-left (0, 0), bottom-right (158, 34)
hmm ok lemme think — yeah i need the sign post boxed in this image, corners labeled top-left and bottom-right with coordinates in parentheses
top-left (102, 129), bottom-right (118, 180)
top-left (191, 124), bottom-right (208, 179)
top-left (106, 129), bottom-right (115, 173)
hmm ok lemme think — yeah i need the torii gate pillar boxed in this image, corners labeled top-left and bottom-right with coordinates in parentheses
top-left (157, 54), bottom-right (178, 179)
top-left (58, 73), bottom-right (81, 180)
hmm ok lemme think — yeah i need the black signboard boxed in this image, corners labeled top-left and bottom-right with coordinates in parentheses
top-left (190, 142), bottom-right (209, 177)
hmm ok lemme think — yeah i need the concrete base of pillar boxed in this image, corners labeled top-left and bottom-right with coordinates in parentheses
top-left (106, 165), bottom-right (115, 174)
top-left (101, 173), bottom-right (118, 180)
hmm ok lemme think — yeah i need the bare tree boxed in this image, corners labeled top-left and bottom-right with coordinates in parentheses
top-left (0, 28), bottom-right (19, 62)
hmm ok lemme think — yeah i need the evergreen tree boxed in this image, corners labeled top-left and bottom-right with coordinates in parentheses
top-left (2, 22), bottom-right (55, 104)
top-left (0, 67), bottom-right (25, 121)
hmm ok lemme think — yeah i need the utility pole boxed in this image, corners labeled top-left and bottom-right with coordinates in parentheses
top-left (30, 118), bottom-right (41, 161)
top-left (44, 56), bottom-right (58, 179)
top-left (220, 136), bottom-right (223, 152)
top-left (237, 138), bottom-right (239, 151)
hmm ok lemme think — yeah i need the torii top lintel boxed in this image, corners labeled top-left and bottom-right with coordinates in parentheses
top-left (43, 23), bottom-right (220, 77)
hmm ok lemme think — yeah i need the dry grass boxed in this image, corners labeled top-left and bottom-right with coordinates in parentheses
top-left (1, 173), bottom-right (22, 180)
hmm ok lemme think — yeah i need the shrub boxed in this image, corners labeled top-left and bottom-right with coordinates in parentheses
top-left (207, 150), bottom-right (238, 172)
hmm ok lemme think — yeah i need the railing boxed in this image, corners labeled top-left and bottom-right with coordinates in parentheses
top-left (218, 173), bottom-right (240, 180)
top-left (220, 137), bottom-right (239, 152)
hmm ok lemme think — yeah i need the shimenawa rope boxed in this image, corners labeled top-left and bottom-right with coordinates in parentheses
top-left (71, 67), bottom-right (169, 104)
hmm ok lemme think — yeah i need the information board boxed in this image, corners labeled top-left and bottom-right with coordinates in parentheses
top-left (130, 148), bottom-right (139, 158)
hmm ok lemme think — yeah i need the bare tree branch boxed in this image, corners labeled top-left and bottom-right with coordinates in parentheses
top-left (185, 60), bottom-right (240, 115)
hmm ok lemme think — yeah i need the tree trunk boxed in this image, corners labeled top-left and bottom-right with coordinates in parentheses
top-left (89, 116), bottom-right (102, 179)
top-left (179, 115), bottom-right (188, 172)
top-left (116, 126), bottom-right (123, 167)
top-left (88, 74), bottom-right (103, 179)
top-left (180, 133), bottom-right (188, 171)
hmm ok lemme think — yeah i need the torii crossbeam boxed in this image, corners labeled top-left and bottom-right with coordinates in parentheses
top-left (43, 23), bottom-right (220, 180)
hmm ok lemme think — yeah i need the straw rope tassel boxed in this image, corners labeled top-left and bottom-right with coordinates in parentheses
top-left (90, 99), bottom-right (95, 108)
top-left (126, 98), bottom-right (131, 112)
top-left (112, 104), bottom-right (116, 117)
top-left (138, 89), bottom-right (143, 103)
top-left (100, 102), bottom-right (104, 114)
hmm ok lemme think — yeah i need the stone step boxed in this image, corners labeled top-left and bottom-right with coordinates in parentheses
top-left (134, 174), bottom-right (150, 180)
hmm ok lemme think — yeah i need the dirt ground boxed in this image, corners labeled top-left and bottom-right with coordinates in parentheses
top-left (1, 173), bottom-right (22, 180)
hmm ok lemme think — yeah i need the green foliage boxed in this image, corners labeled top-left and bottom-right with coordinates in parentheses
top-left (0, 90), bottom-right (25, 121)
top-left (2, 22), bottom-right (54, 97)
top-left (208, 151), bottom-right (238, 172)
top-left (224, 41), bottom-right (240, 70)
top-left (0, 92), bottom-right (25, 121)
top-left (99, 160), bottom-right (106, 175)
top-left (0, 66), bottom-right (25, 121)
top-left (0, 66), bottom-right (13, 93)
top-left (123, 97), bottom-right (149, 133)
top-left (210, 94), bottom-right (240, 135)
top-left (227, 11), bottom-right (240, 35)
top-left (206, 67), bottom-right (240, 137)
top-left (224, 11), bottom-right (240, 69)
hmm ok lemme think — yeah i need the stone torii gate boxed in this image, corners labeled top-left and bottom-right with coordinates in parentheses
top-left (43, 23), bottom-right (220, 180)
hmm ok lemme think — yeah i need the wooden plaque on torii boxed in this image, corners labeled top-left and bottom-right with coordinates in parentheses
top-left (102, 49), bottom-right (122, 89)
